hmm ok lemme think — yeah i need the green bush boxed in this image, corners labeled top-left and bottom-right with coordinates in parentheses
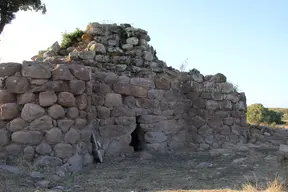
top-left (60, 28), bottom-right (84, 49)
top-left (247, 103), bottom-right (284, 125)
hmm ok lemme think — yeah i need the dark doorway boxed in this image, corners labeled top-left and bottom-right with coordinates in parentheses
top-left (129, 116), bottom-right (145, 152)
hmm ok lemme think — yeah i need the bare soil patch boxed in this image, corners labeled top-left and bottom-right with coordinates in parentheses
top-left (0, 145), bottom-right (287, 192)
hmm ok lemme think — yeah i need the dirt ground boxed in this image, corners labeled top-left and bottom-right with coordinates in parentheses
top-left (0, 144), bottom-right (287, 192)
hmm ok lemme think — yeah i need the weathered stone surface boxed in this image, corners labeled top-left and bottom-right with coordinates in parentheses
top-left (8, 118), bottom-right (28, 132)
top-left (52, 64), bottom-right (73, 80)
top-left (39, 91), bottom-right (57, 107)
top-left (67, 107), bottom-right (79, 119)
top-left (219, 100), bottom-right (232, 110)
top-left (97, 106), bottom-right (110, 119)
top-left (68, 64), bottom-right (90, 81)
top-left (21, 103), bottom-right (45, 122)
top-left (111, 107), bottom-right (135, 117)
top-left (67, 153), bottom-right (84, 172)
top-left (69, 80), bottom-right (86, 95)
top-left (93, 83), bottom-right (111, 95)
top-left (45, 128), bottom-right (63, 144)
top-left (218, 82), bottom-right (234, 93)
top-left (205, 100), bottom-right (218, 110)
top-left (58, 92), bottom-right (76, 107)
top-left (105, 134), bottom-right (133, 156)
top-left (138, 115), bottom-right (167, 124)
top-left (54, 143), bottom-right (73, 159)
top-left (57, 119), bottom-right (74, 132)
top-left (18, 92), bottom-right (36, 105)
top-left (64, 128), bottom-right (80, 144)
top-left (6, 76), bottom-right (29, 94)
top-left (29, 115), bottom-right (53, 131)
top-left (147, 89), bottom-right (164, 100)
top-left (12, 131), bottom-right (42, 145)
top-left (78, 50), bottom-right (96, 60)
top-left (126, 37), bottom-right (139, 45)
top-left (211, 73), bottom-right (226, 83)
top-left (0, 130), bottom-right (9, 146)
top-left (0, 103), bottom-right (19, 120)
top-left (74, 118), bottom-right (87, 129)
top-left (22, 61), bottom-right (51, 79)
top-left (34, 156), bottom-right (62, 167)
top-left (30, 79), bottom-right (48, 85)
top-left (48, 104), bottom-right (65, 119)
top-left (154, 76), bottom-right (170, 90)
top-left (23, 146), bottom-right (35, 160)
top-left (144, 132), bottom-right (167, 143)
top-left (36, 143), bottom-right (52, 155)
top-left (0, 90), bottom-right (16, 105)
top-left (90, 43), bottom-right (106, 54)
top-left (113, 83), bottom-right (147, 98)
top-left (0, 63), bottom-right (21, 77)
top-left (104, 93), bottom-right (122, 108)
top-left (5, 144), bottom-right (21, 156)
top-left (130, 78), bottom-right (155, 89)
top-left (279, 144), bottom-right (288, 158)
top-left (76, 94), bottom-right (88, 110)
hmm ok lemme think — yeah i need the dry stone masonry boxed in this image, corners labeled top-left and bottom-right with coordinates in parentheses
top-left (0, 22), bottom-right (287, 169)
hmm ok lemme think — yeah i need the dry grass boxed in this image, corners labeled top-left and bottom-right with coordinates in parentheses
top-left (242, 178), bottom-right (285, 192)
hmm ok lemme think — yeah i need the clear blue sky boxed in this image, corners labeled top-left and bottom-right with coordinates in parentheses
top-left (0, 0), bottom-right (287, 108)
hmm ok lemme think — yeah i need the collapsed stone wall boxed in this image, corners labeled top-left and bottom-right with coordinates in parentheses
top-left (1, 22), bottom-right (287, 169)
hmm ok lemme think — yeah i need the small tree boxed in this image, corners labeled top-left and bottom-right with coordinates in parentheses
top-left (247, 103), bottom-right (269, 124)
top-left (0, 0), bottom-right (46, 35)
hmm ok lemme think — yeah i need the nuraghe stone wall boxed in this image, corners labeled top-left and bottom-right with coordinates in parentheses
top-left (0, 22), bottom-right (287, 169)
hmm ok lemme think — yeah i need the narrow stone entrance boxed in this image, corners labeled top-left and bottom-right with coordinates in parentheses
top-left (129, 116), bottom-right (145, 152)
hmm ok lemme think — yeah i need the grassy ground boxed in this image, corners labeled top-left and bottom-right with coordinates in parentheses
top-left (0, 145), bottom-right (287, 192)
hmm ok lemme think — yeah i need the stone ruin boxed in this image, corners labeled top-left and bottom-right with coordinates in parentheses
top-left (0, 22), bottom-right (288, 171)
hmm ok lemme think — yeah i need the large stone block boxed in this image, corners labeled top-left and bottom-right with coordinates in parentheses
top-left (39, 91), bottom-right (57, 107)
top-left (111, 107), bottom-right (135, 117)
top-left (67, 107), bottom-right (79, 119)
top-left (69, 80), bottom-right (86, 95)
top-left (18, 92), bottom-right (36, 105)
top-left (218, 82), bottom-right (234, 93)
top-left (21, 103), bottom-right (45, 122)
top-left (130, 78), bottom-right (155, 89)
top-left (52, 64), bottom-right (73, 80)
top-left (68, 64), bottom-right (90, 81)
top-left (29, 115), bottom-right (53, 131)
top-left (48, 104), bottom-right (65, 119)
top-left (0, 103), bottom-right (19, 120)
top-left (144, 132), bottom-right (167, 143)
top-left (154, 76), bottom-right (170, 90)
top-left (12, 131), bottom-right (43, 145)
top-left (0, 130), bottom-right (9, 146)
top-left (97, 106), bottom-right (110, 119)
top-left (0, 63), bottom-right (21, 77)
top-left (76, 94), bottom-right (88, 110)
top-left (22, 61), bottom-right (51, 79)
top-left (45, 128), bottom-right (63, 144)
top-left (104, 93), bottom-right (122, 108)
top-left (54, 143), bottom-right (74, 159)
top-left (58, 92), bottom-right (76, 107)
top-left (64, 128), bottom-right (80, 144)
top-left (206, 100), bottom-right (219, 110)
top-left (113, 83), bottom-right (147, 98)
top-left (0, 90), bottom-right (16, 105)
top-left (8, 118), bottom-right (28, 132)
top-left (36, 143), bottom-right (52, 155)
top-left (57, 119), bottom-right (74, 132)
top-left (138, 115), bottom-right (167, 124)
top-left (147, 89), bottom-right (164, 101)
top-left (6, 76), bottom-right (29, 94)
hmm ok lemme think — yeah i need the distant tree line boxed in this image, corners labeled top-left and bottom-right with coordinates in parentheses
top-left (247, 103), bottom-right (285, 126)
